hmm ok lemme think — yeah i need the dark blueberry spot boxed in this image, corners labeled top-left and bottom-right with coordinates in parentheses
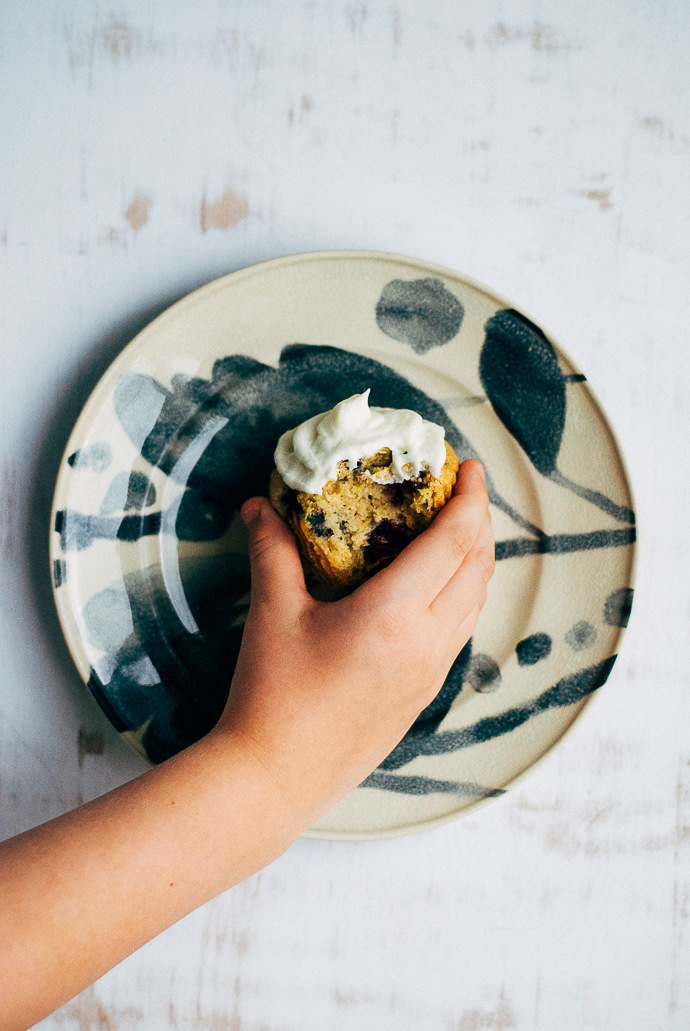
top-left (53, 559), bottom-right (67, 588)
top-left (604, 587), bottom-right (633, 628)
top-left (382, 479), bottom-right (420, 505)
top-left (376, 278), bottom-right (464, 354)
top-left (307, 511), bottom-right (333, 538)
top-left (467, 653), bottom-right (501, 692)
top-left (364, 519), bottom-right (410, 564)
top-left (516, 633), bottom-right (552, 666)
top-left (565, 621), bottom-right (597, 651)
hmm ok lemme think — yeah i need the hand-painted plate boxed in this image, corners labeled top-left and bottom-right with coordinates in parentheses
top-left (50, 251), bottom-right (635, 839)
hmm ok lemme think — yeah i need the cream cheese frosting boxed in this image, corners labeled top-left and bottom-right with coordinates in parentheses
top-left (274, 390), bottom-right (447, 495)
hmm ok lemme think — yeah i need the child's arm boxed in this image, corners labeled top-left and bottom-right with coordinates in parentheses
top-left (0, 460), bottom-right (493, 1031)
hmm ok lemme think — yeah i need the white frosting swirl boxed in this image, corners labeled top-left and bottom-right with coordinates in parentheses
top-left (274, 390), bottom-right (446, 495)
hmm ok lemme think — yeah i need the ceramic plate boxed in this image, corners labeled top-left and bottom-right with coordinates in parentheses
top-left (50, 251), bottom-right (636, 839)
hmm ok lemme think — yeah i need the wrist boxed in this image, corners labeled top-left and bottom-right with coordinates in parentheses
top-left (206, 719), bottom-right (350, 840)
top-left (201, 724), bottom-right (320, 852)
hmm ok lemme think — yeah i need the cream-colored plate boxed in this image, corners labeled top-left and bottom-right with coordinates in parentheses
top-left (50, 251), bottom-right (635, 839)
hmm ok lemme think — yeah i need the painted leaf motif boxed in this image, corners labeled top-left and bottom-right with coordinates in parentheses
top-left (480, 309), bottom-right (566, 476)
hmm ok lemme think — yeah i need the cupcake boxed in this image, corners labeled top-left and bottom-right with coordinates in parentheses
top-left (269, 391), bottom-right (459, 589)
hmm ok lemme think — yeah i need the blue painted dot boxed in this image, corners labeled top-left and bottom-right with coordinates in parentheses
top-left (516, 633), bottom-right (552, 666)
top-left (604, 588), bottom-right (633, 628)
top-left (375, 278), bottom-right (464, 353)
top-left (565, 621), bottom-right (597, 651)
top-left (467, 653), bottom-right (501, 692)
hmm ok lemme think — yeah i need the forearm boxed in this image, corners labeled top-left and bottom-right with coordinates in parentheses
top-left (0, 728), bottom-right (308, 1030)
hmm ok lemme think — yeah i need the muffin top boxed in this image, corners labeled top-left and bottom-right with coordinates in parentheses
top-left (274, 390), bottom-right (447, 495)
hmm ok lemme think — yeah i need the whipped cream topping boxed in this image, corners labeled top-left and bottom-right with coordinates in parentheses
top-left (274, 390), bottom-right (446, 495)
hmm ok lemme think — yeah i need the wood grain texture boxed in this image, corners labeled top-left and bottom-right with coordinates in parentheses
top-left (0, 0), bottom-right (688, 1027)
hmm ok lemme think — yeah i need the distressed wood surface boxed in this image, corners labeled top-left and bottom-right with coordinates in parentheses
top-left (1, 0), bottom-right (688, 1028)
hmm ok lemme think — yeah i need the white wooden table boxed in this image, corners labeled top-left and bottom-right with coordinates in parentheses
top-left (1, 1), bottom-right (688, 1027)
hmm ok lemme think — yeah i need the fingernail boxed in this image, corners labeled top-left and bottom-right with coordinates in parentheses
top-left (476, 461), bottom-right (486, 482)
top-left (241, 498), bottom-right (264, 527)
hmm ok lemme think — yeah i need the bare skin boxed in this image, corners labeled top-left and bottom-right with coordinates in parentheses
top-left (0, 460), bottom-right (493, 1030)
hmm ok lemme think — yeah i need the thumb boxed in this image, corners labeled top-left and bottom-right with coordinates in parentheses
top-left (241, 497), bottom-right (308, 606)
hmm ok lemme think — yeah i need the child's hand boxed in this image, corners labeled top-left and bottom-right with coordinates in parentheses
top-left (217, 459), bottom-right (494, 823)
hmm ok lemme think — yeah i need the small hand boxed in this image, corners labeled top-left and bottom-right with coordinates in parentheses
top-left (217, 459), bottom-right (495, 821)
